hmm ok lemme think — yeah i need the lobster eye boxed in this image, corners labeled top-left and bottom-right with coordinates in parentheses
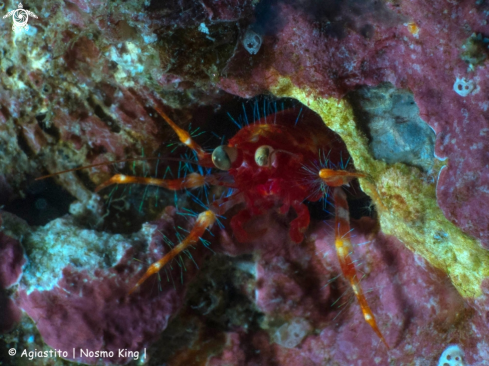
top-left (255, 145), bottom-right (274, 167)
top-left (212, 146), bottom-right (237, 170)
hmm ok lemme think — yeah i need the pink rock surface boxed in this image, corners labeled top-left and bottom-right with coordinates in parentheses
top-left (0, 231), bottom-right (25, 333)
top-left (1, 0), bottom-right (489, 364)
top-left (16, 208), bottom-right (205, 365)
top-left (203, 0), bottom-right (254, 21)
top-left (0, 232), bottom-right (25, 289)
top-left (219, 0), bottom-right (489, 248)
top-left (210, 216), bottom-right (489, 365)
top-left (19, 265), bottom-right (178, 365)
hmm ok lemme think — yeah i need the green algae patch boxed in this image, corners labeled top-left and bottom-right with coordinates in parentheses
top-left (270, 76), bottom-right (489, 298)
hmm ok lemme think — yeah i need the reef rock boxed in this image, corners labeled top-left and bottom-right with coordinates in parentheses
top-left (2, 208), bottom-right (204, 365)
top-left (0, 220), bottom-right (25, 333)
top-left (0, 0), bottom-right (489, 365)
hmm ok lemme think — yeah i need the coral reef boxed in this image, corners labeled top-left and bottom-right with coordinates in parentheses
top-left (1, 0), bottom-right (489, 365)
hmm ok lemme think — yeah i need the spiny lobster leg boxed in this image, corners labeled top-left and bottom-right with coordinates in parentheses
top-left (95, 172), bottom-right (234, 192)
top-left (129, 210), bottom-right (216, 295)
top-left (152, 104), bottom-right (214, 167)
top-left (333, 187), bottom-right (389, 349)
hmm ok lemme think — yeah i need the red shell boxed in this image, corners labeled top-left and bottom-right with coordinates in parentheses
top-left (227, 108), bottom-right (348, 208)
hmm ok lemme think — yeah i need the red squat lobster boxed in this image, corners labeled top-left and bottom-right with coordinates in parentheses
top-left (51, 101), bottom-right (389, 348)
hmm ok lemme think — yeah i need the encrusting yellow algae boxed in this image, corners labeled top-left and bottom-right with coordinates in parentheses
top-left (270, 76), bottom-right (489, 298)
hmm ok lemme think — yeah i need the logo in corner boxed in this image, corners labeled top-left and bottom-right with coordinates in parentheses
top-left (3, 3), bottom-right (38, 32)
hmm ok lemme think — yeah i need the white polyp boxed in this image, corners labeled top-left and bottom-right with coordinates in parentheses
top-left (453, 77), bottom-right (475, 97)
top-left (437, 345), bottom-right (465, 366)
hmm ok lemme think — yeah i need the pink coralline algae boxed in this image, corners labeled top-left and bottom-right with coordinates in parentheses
top-left (0, 0), bottom-right (489, 365)
top-left (12, 208), bottom-right (205, 365)
top-left (223, 0), bottom-right (489, 248)
top-left (0, 230), bottom-right (25, 333)
top-left (210, 216), bottom-right (489, 365)
top-left (0, 232), bottom-right (25, 290)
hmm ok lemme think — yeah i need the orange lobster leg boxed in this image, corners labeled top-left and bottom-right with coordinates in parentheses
top-left (152, 104), bottom-right (214, 167)
top-left (129, 210), bottom-right (216, 294)
top-left (94, 172), bottom-right (235, 193)
top-left (95, 172), bottom-right (206, 192)
top-left (319, 168), bottom-right (366, 187)
top-left (333, 187), bottom-right (389, 349)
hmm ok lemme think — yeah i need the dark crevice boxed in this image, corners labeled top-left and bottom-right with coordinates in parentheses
top-left (87, 96), bottom-right (121, 133)
top-left (36, 113), bottom-right (60, 140)
top-left (74, 169), bottom-right (97, 192)
top-left (42, 83), bottom-right (52, 94)
top-left (3, 177), bottom-right (75, 226)
top-left (16, 130), bottom-right (34, 158)
top-left (0, 104), bottom-right (11, 120)
top-left (347, 189), bottom-right (376, 220)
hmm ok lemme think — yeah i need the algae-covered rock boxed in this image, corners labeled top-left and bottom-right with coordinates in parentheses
top-left (271, 76), bottom-right (489, 299)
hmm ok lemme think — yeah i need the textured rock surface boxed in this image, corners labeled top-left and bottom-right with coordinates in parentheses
top-left (348, 83), bottom-right (436, 172)
top-left (0, 0), bottom-right (487, 247)
top-left (268, 86), bottom-right (489, 301)
top-left (0, 223), bottom-right (25, 333)
top-left (205, 216), bottom-right (489, 366)
top-left (2, 208), bottom-right (205, 365)
top-left (218, 0), bottom-right (489, 249)
top-left (0, 0), bottom-right (489, 365)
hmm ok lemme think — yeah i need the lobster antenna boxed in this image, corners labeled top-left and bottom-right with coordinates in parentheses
top-left (35, 156), bottom-right (201, 180)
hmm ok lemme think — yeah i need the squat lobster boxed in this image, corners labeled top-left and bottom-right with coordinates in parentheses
top-left (41, 98), bottom-right (389, 348)
top-left (90, 99), bottom-right (389, 348)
